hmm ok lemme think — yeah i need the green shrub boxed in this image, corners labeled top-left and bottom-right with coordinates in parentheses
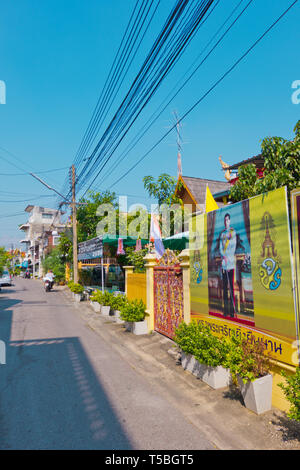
top-left (42, 247), bottom-right (66, 282)
top-left (90, 290), bottom-right (114, 306)
top-left (110, 293), bottom-right (127, 311)
top-left (120, 299), bottom-right (146, 323)
top-left (227, 335), bottom-right (272, 383)
top-left (69, 282), bottom-right (84, 294)
top-left (278, 368), bottom-right (300, 422)
top-left (174, 321), bottom-right (231, 368)
top-left (101, 290), bottom-right (114, 306)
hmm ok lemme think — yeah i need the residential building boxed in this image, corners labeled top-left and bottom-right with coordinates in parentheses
top-left (174, 174), bottom-right (230, 213)
top-left (19, 205), bottom-right (65, 277)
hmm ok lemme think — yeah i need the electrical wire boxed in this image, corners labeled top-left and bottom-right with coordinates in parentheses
top-left (95, 0), bottom-right (248, 189)
top-left (107, 0), bottom-right (299, 189)
top-left (59, 0), bottom-right (160, 199)
top-left (73, 0), bottom-right (216, 199)
top-left (0, 166), bottom-right (69, 176)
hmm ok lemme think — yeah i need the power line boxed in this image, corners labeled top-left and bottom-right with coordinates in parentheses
top-left (78, 1), bottom-right (211, 191)
top-left (74, 0), bottom-right (216, 199)
top-left (108, 0), bottom-right (298, 189)
top-left (0, 195), bottom-right (56, 203)
top-left (59, 0), bottom-right (160, 200)
top-left (94, 0), bottom-right (248, 189)
top-left (0, 212), bottom-right (27, 219)
top-left (0, 166), bottom-right (69, 176)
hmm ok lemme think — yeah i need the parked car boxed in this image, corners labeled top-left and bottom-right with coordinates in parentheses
top-left (0, 269), bottom-right (12, 287)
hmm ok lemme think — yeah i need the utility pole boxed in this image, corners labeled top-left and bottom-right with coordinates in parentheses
top-left (30, 167), bottom-right (87, 284)
top-left (71, 165), bottom-right (78, 283)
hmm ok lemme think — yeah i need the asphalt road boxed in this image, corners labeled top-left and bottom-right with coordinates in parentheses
top-left (0, 278), bottom-right (215, 450)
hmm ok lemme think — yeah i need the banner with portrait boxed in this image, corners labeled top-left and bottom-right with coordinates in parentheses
top-left (291, 188), bottom-right (300, 346)
top-left (190, 187), bottom-right (298, 366)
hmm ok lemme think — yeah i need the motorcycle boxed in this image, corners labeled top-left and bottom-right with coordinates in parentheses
top-left (44, 279), bottom-right (53, 292)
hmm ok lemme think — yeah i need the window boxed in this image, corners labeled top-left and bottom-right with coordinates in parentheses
top-left (53, 236), bottom-right (60, 246)
top-left (42, 213), bottom-right (53, 220)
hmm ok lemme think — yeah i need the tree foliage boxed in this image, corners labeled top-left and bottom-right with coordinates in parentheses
top-left (143, 173), bottom-right (181, 205)
top-left (230, 120), bottom-right (300, 202)
top-left (124, 246), bottom-right (148, 272)
top-left (76, 190), bottom-right (118, 242)
top-left (42, 247), bottom-right (66, 282)
top-left (0, 247), bottom-right (9, 276)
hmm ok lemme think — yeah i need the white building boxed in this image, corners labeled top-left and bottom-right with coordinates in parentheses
top-left (19, 205), bottom-right (66, 277)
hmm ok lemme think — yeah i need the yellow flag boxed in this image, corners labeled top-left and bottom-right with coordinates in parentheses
top-left (205, 185), bottom-right (219, 213)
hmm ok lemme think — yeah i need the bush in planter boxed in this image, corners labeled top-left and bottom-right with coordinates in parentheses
top-left (278, 367), bottom-right (300, 422)
top-left (89, 290), bottom-right (114, 314)
top-left (67, 281), bottom-right (75, 291)
top-left (120, 299), bottom-right (146, 323)
top-left (101, 291), bottom-right (114, 307)
top-left (120, 299), bottom-right (148, 334)
top-left (69, 283), bottom-right (84, 294)
top-left (174, 321), bottom-right (231, 367)
top-left (89, 290), bottom-right (102, 312)
top-left (174, 321), bottom-right (232, 389)
top-left (227, 335), bottom-right (273, 414)
top-left (110, 293), bottom-right (127, 312)
top-left (90, 290), bottom-right (102, 303)
top-left (227, 335), bottom-right (272, 383)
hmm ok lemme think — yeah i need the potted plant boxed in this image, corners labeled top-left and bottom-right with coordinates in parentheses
top-left (110, 293), bottom-right (127, 323)
top-left (174, 321), bottom-right (231, 389)
top-left (174, 321), bottom-right (199, 374)
top-left (100, 291), bottom-right (113, 316)
top-left (69, 282), bottom-right (84, 302)
top-left (120, 299), bottom-right (148, 335)
top-left (90, 290), bottom-right (102, 313)
top-left (278, 367), bottom-right (300, 422)
top-left (228, 335), bottom-right (273, 415)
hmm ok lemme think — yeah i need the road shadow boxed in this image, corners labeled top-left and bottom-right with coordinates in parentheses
top-left (0, 297), bottom-right (23, 343)
top-left (0, 336), bottom-right (133, 450)
top-left (0, 283), bottom-right (133, 449)
top-left (222, 383), bottom-right (244, 406)
top-left (270, 412), bottom-right (300, 443)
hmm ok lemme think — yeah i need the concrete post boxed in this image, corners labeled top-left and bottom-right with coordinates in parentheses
top-left (123, 266), bottom-right (134, 296)
top-left (179, 248), bottom-right (190, 324)
top-left (143, 253), bottom-right (157, 332)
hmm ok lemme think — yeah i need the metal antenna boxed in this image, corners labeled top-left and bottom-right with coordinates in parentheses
top-left (173, 110), bottom-right (182, 177)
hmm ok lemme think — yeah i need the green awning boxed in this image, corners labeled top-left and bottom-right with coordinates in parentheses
top-left (162, 232), bottom-right (189, 251)
top-left (102, 236), bottom-right (149, 247)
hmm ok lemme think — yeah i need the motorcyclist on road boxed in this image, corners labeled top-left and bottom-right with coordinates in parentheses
top-left (43, 270), bottom-right (55, 289)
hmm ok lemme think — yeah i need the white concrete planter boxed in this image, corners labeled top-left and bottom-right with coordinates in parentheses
top-left (181, 352), bottom-right (230, 389)
top-left (90, 301), bottom-right (101, 313)
top-left (114, 310), bottom-right (125, 324)
top-left (237, 374), bottom-right (273, 415)
top-left (194, 364), bottom-right (231, 389)
top-left (101, 305), bottom-right (111, 316)
top-left (74, 293), bottom-right (83, 302)
top-left (125, 319), bottom-right (148, 335)
top-left (181, 352), bottom-right (197, 374)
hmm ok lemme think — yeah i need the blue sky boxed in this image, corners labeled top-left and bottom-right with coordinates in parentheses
top-left (0, 0), bottom-right (299, 248)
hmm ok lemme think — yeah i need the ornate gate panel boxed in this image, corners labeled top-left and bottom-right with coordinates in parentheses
top-left (153, 250), bottom-right (184, 339)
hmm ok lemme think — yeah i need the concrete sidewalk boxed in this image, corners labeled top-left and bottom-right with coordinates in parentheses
top-left (62, 287), bottom-right (300, 450)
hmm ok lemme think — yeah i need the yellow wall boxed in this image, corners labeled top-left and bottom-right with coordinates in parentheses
top-left (127, 272), bottom-right (147, 305)
top-left (270, 363), bottom-right (296, 412)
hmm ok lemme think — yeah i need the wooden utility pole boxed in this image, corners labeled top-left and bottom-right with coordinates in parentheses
top-left (71, 165), bottom-right (78, 283)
